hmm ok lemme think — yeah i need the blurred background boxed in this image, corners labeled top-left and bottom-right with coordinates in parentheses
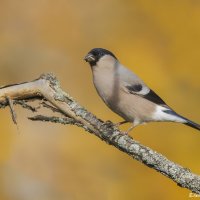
top-left (0, 0), bottom-right (200, 199)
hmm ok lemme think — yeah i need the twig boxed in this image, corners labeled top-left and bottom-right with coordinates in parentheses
top-left (41, 101), bottom-right (62, 113)
top-left (14, 100), bottom-right (38, 112)
top-left (0, 73), bottom-right (199, 194)
top-left (29, 115), bottom-right (83, 127)
top-left (6, 96), bottom-right (17, 125)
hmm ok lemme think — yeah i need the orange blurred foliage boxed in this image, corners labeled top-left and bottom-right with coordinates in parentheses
top-left (0, 0), bottom-right (199, 199)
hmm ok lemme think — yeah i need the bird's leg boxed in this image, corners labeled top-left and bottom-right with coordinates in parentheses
top-left (122, 124), bottom-right (135, 135)
top-left (114, 120), bottom-right (129, 127)
top-left (122, 119), bottom-right (141, 135)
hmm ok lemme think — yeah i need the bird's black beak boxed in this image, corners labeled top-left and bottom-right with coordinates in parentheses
top-left (84, 53), bottom-right (95, 62)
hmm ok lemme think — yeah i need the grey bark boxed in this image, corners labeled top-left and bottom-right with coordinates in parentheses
top-left (0, 73), bottom-right (199, 194)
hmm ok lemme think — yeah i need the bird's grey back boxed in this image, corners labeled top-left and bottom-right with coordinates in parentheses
top-left (117, 63), bottom-right (147, 87)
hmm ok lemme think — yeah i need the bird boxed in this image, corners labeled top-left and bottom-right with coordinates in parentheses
top-left (84, 48), bottom-right (200, 134)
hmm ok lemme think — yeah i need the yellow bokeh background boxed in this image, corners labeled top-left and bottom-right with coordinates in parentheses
top-left (0, 1), bottom-right (200, 199)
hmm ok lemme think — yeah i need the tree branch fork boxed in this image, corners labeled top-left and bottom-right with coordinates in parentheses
top-left (0, 73), bottom-right (199, 194)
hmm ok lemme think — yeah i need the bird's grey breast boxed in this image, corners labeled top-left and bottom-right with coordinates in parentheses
top-left (92, 66), bottom-right (119, 106)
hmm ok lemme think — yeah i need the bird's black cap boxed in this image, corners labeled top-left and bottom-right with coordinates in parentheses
top-left (84, 48), bottom-right (117, 66)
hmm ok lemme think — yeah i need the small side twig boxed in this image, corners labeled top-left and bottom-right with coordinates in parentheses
top-left (29, 115), bottom-right (78, 125)
top-left (41, 101), bottom-right (61, 113)
top-left (6, 96), bottom-right (17, 125)
top-left (14, 100), bottom-right (38, 112)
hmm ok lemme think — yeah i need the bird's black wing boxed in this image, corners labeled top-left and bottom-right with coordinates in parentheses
top-left (142, 89), bottom-right (167, 105)
top-left (126, 84), bottom-right (167, 106)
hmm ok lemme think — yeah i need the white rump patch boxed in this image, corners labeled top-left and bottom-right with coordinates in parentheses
top-left (152, 106), bottom-right (186, 123)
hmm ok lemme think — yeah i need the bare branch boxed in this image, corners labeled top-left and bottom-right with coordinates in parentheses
top-left (0, 73), bottom-right (200, 194)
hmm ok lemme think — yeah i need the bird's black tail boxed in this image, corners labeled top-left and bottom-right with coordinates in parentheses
top-left (184, 120), bottom-right (200, 131)
top-left (164, 109), bottom-right (200, 131)
top-left (177, 113), bottom-right (200, 131)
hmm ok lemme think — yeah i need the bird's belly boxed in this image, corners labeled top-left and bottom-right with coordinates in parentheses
top-left (93, 72), bottom-right (156, 123)
top-left (105, 92), bottom-right (156, 123)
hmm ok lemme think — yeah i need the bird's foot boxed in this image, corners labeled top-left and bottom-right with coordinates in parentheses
top-left (103, 120), bottom-right (115, 128)
top-left (122, 125), bottom-right (135, 135)
top-left (103, 121), bottom-right (134, 135)
top-left (121, 131), bottom-right (129, 135)
top-left (102, 120), bottom-right (115, 128)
